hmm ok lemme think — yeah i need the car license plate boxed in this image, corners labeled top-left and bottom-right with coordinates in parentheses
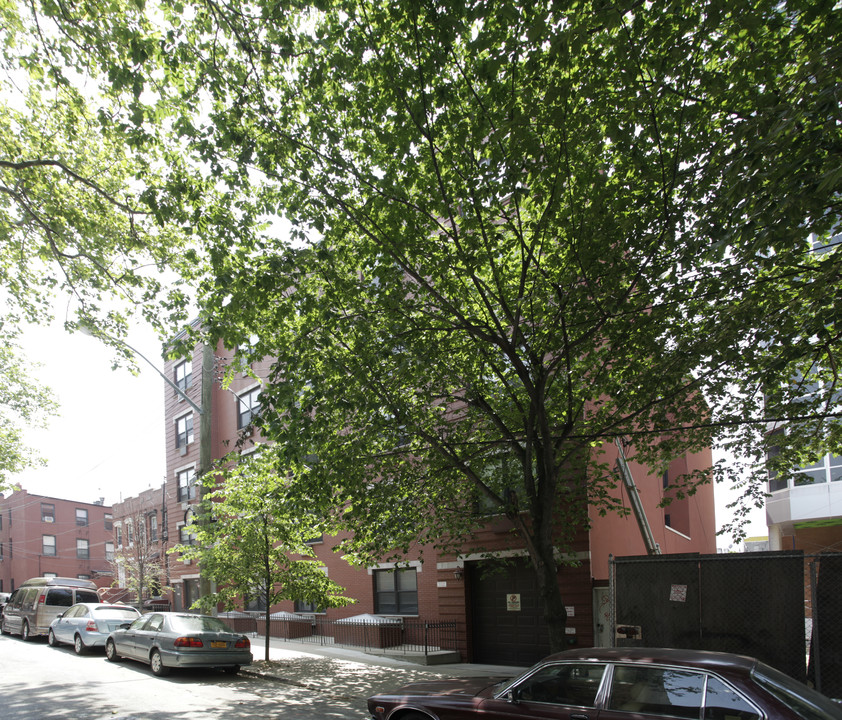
top-left (211, 641), bottom-right (227, 648)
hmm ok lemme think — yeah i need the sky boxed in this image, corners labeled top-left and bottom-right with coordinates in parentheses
top-left (13, 317), bottom-right (167, 507)
top-left (11, 317), bottom-right (769, 548)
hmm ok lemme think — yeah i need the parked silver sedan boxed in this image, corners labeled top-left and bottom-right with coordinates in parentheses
top-left (48, 603), bottom-right (141, 654)
top-left (105, 612), bottom-right (252, 676)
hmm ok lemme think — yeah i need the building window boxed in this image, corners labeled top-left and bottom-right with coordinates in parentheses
top-left (77, 574), bottom-right (91, 580)
top-left (43, 572), bottom-right (58, 578)
top-left (245, 591), bottom-right (267, 612)
top-left (177, 467), bottom-right (197, 502)
top-left (115, 525), bottom-right (122, 547)
top-left (0, 542), bottom-right (3, 559)
top-left (179, 524), bottom-right (195, 545)
top-left (374, 568), bottom-right (418, 615)
top-left (294, 600), bottom-right (325, 614)
top-left (832, 454), bottom-right (842, 482)
top-left (76, 508), bottom-right (88, 526)
top-left (149, 514), bottom-right (158, 543)
top-left (104, 513), bottom-right (113, 531)
top-left (176, 413), bottom-right (194, 448)
top-left (175, 359), bottom-right (193, 392)
top-left (76, 539), bottom-right (90, 559)
top-left (41, 503), bottom-right (55, 523)
top-left (126, 522), bottom-right (133, 546)
top-left (105, 542), bottom-right (114, 562)
top-left (795, 453), bottom-right (842, 485)
top-left (238, 387), bottom-right (261, 429)
top-left (43, 535), bottom-right (57, 556)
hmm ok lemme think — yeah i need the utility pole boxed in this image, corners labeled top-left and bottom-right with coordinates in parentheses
top-left (198, 342), bottom-right (216, 611)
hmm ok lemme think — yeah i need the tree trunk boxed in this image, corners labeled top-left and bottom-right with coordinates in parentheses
top-left (532, 543), bottom-right (568, 653)
top-left (263, 605), bottom-right (271, 661)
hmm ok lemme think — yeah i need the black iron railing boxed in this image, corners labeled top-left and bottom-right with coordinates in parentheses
top-left (219, 614), bottom-right (459, 657)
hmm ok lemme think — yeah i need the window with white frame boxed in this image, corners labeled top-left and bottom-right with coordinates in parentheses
top-left (115, 524), bottom-right (122, 547)
top-left (76, 538), bottom-right (90, 559)
top-left (43, 535), bottom-right (56, 556)
top-left (104, 513), bottom-right (113, 530)
top-left (238, 387), bottom-right (261, 429)
top-left (76, 508), bottom-right (88, 526)
top-left (794, 453), bottom-right (842, 486)
top-left (177, 467), bottom-right (197, 502)
top-left (105, 542), bottom-right (114, 562)
top-left (149, 513), bottom-right (158, 542)
top-left (176, 413), bottom-right (194, 448)
top-left (174, 359), bottom-right (193, 392)
top-left (41, 503), bottom-right (55, 523)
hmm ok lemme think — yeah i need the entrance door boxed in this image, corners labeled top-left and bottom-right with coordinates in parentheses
top-left (469, 559), bottom-right (551, 665)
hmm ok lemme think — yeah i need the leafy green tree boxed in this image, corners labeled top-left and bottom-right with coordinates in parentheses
top-left (157, 0), bottom-right (838, 650)
top-left (173, 449), bottom-right (352, 661)
top-left (7, 0), bottom-right (840, 651)
top-left (0, 0), bottom-right (203, 488)
top-left (0, 340), bottom-right (56, 484)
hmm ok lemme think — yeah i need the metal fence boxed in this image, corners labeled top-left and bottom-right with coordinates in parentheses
top-left (609, 551), bottom-right (842, 696)
top-left (219, 614), bottom-right (460, 659)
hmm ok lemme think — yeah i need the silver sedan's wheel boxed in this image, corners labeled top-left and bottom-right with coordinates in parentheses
top-left (21, 621), bottom-right (31, 642)
top-left (105, 639), bottom-right (121, 662)
top-left (48, 629), bottom-right (59, 647)
top-left (150, 649), bottom-right (170, 677)
top-left (74, 634), bottom-right (86, 655)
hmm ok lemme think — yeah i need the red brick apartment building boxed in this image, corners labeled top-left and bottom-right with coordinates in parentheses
top-left (0, 488), bottom-right (114, 594)
top-left (114, 338), bottom-right (716, 665)
top-left (108, 485), bottom-right (169, 605)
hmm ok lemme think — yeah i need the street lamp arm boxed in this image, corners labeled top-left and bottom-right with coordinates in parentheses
top-left (128, 340), bottom-right (205, 416)
top-left (79, 325), bottom-right (204, 416)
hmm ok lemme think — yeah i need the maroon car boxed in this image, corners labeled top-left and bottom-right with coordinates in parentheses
top-left (367, 647), bottom-right (842, 720)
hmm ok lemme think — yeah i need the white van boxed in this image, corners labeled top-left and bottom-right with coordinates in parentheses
top-left (0, 577), bottom-right (100, 640)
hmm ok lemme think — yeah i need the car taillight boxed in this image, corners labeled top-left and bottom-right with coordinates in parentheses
top-left (85, 620), bottom-right (98, 632)
top-left (234, 637), bottom-right (250, 649)
top-left (37, 593), bottom-right (46, 606)
top-left (174, 636), bottom-right (204, 648)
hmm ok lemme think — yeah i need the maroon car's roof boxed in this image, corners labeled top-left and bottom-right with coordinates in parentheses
top-left (542, 647), bottom-right (760, 674)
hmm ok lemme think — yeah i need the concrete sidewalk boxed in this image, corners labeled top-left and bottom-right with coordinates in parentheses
top-left (241, 635), bottom-right (527, 701)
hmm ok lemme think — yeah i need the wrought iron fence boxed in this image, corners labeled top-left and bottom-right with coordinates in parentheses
top-left (219, 614), bottom-right (459, 658)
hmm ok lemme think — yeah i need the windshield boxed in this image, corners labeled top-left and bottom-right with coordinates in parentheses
top-left (168, 615), bottom-right (236, 634)
top-left (752, 664), bottom-right (842, 719)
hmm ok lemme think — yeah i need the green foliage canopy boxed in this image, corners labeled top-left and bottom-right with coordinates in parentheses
top-left (10, 0), bottom-right (840, 650)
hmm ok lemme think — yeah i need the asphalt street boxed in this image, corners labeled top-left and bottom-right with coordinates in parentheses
top-left (0, 631), bottom-right (524, 719)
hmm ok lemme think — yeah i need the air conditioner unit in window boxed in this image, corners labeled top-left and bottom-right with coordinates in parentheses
top-left (44, 516), bottom-right (54, 523)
